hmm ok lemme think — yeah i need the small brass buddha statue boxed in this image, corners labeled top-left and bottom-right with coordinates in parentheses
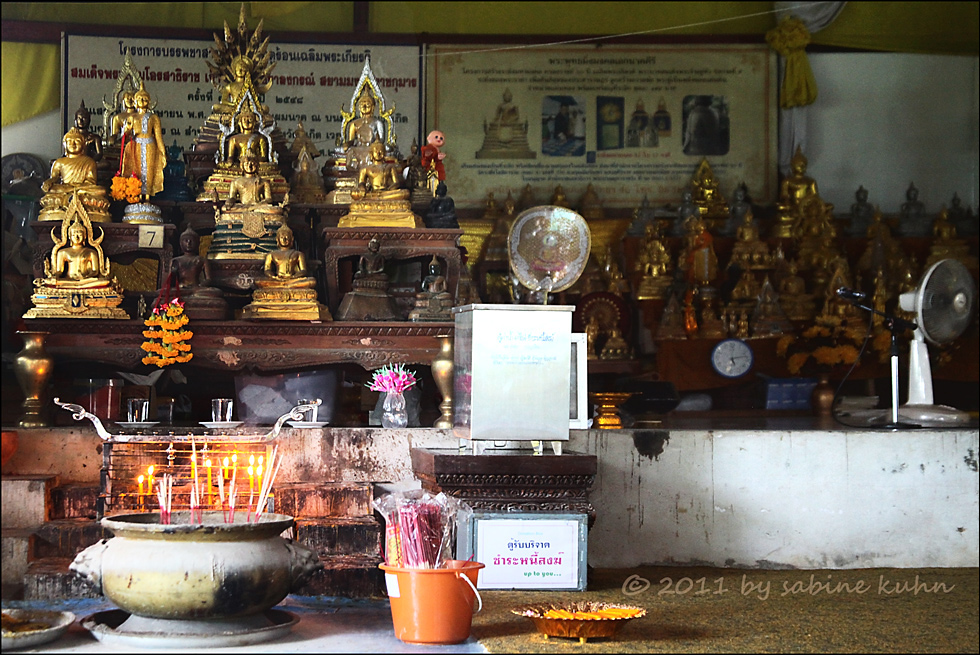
top-left (290, 121), bottom-right (321, 160)
top-left (697, 292), bottom-right (727, 339)
top-left (209, 155), bottom-right (286, 260)
top-left (751, 277), bottom-right (793, 337)
top-left (773, 146), bottom-right (830, 238)
top-left (627, 195), bottom-right (657, 237)
top-left (199, 106), bottom-right (288, 203)
top-left (408, 256), bottom-right (454, 321)
top-left (164, 226), bottom-right (227, 320)
top-left (689, 159), bottom-right (729, 227)
top-left (289, 146), bottom-right (328, 204)
top-left (599, 326), bottom-right (631, 360)
top-left (39, 127), bottom-right (111, 223)
top-left (73, 101), bottom-right (103, 163)
top-left (634, 222), bottom-right (674, 300)
top-left (242, 224), bottom-right (331, 321)
top-left (793, 195), bottom-right (840, 271)
top-left (550, 185), bottom-right (572, 209)
top-left (475, 88), bottom-right (536, 159)
top-left (778, 261), bottom-right (814, 321)
top-left (335, 237), bottom-right (399, 321)
top-left (579, 183), bottom-right (605, 220)
top-left (729, 209), bottom-right (771, 270)
top-left (926, 209), bottom-right (977, 269)
top-left (337, 141), bottom-right (419, 228)
top-left (656, 293), bottom-right (688, 340)
top-left (25, 194), bottom-right (127, 319)
top-left (721, 185), bottom-right (752, 237)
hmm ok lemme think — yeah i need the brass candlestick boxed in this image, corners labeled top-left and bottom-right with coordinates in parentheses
top-left (14, 331), bottom-right (54, 428)
top-left (589, 392), bottom-right (634, 430)
top-left (431, 334), bottom-right (454, 429)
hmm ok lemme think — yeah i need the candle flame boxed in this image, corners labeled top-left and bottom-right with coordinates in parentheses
top-left (223, 457), bottom-right (230, 467)
top-left (249, 454), bottom-right (255, 466)
top-left (248, 465), bottom-right (254, 476)
top-left (205, 458), bottom-right (212, 468)
top-left (138, 474), bottom-right (145, 483)
top-left (147, 465), bottom-right (155, 476)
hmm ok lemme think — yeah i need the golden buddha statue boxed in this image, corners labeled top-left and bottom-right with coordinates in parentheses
top-left (108, 91), bottom-right (136, 147)
top-left (773, 146), bottom-right (830, 238)
top-left (634, 222), bottom-right (673, 300)
top-left (585, 314), bottom-right (601, 359)
top-left (209, 155), bottom-right (286, 260)
top-left (729, 209), bottom-right (772, 270)
top-left (289, 146), bottom-right (328, 204)
top-left (165, 226), bottom-right (227, 320)
top-left (778, 261), bottom-right (814, 321)
top-left (25, 194), bottom-right (127, 319)
top-left (697, 292), bottom-right (727, 339)
top-left (337, 141), bottom-right (419, 228)
top-left (199, 106), bottom-right (288, 203)
top-left (730, 269), bottom-right (761, 305)
top-left (689, 159), bottom-right (729, 227)
top-left (599, 326), bottom-right (631, 360)
top-left (926, 209), bottom-right (977, 269)
top-left (242, 224), bottom-right (331, 321)
top-left (751, 277), bottom-right (793, 337)
top-left (213, 54), bottom-right (272, 117)
top-left (678, 215), bottom-right (717, 288)
top-left (120, 82), bottom-right (167, 200)
top-left (408, 256), bottom-right (454, 321)
top-left (794, 195), bottom-right (840, 271)
top-left (39, 127), bottom-right (111, 223)
top-left (517, 184), bottom-right (536, 211)
top-left (579, 183), bottom-right (605, 220)
top-left (656, 293), bottom-right (688, 340)
top-left (550, 185), bottom-right (572, 208)
top-left (336, 237), bottom-right (399, 321)
top-left (290, 121), bottom-right (321, 160)
top-left (476, 88), bottom-right (536, 159)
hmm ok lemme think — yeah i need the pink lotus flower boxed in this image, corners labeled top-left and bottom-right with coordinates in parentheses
top-left (367, 363), bottom-right (417, 393)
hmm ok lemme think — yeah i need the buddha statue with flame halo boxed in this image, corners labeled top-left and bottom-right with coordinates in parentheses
top-left (25, 193), bottom-right (127, 319)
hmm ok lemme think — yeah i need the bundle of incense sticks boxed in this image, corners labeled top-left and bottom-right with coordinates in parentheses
top-left (397, 497), bottom-right (443, 568)
top-left (156, 473), bottom-right (174, 524)
top-left (189, 440), bottom-right (202, 523)
top-left (251, 445), bottom-right (283, 523)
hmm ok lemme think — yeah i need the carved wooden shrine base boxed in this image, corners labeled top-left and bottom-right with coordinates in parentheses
top-left (410, 447), bottom-right (598, 527)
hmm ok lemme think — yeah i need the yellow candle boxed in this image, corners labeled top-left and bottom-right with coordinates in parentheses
top-left (138, 474), bottom-right (145, 497)
top-left (205, 458), bottom-right (213, 506)
top-left (248, 465), bottom-right (255, 494)
top-left (147, 465), bottom-right (155, 497)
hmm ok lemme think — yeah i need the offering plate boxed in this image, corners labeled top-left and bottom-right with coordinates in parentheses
top-left (513, 602), bottom-right (646, 643)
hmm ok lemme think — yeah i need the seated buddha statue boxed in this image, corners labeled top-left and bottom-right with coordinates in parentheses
top-left (946, 192), bottom-right (976, 236)
top-left (656, 293), bottom-right (688, 340)
top-left (634, 222), bottom-right (673, 300)
top-left (164, 226), bottom-right (227, 319)
top-left (729, 209), bottom-right (771, 269)
top-left (73, 101), bottom-right (103, 163)
top-left (898, 182), bottom-right (930, 236)
top-left (25, 196), bottom-right (127, 319)
top-left (751, 277), bottom-right (793, 337)
top-left (689, 158), bottom-right (729, 226)
top-left (209, 155), bottom-right (286, 260)
top-left (289, 146), bottom-right (328, 204)
top-left (847, 185), bottom-right (875, 236)
top-left (39, 127), bottom-right (111, 223)
top-left (242, 224), bottom-right (331, 321)
top-left (773, 146), bottom-right (830, 238)
top-left (600, 326), bottom-right (631, 360)
top-left (793, 195), bottom-right (839, 271)
top-left (476, 88), bottom-right (536, 159)
top-left (290, 121), bottom-right (321, 160)
top-left (926, 209), bottom-right (977, 269)
top-left (199, 107), bottom-right (287, 202)
top-left (727, 269), bottom-right (761, 314)
top-left (337, 141), bottom-right (419, 228)
top-left (578, 183), bottom-right (605, 220)
top-left (336, 237), bottom-right (399, 321)
top-left (778, 261), bottom-right (814, 321)
top-left (550, 185), bottom-right (572, 209)
top-left (408, 256), bottom-right (454, 321)
top-left (424, 181), bottom-right (459, 229)
top-left (212, 55), bottom-right (272, 117)
top-left (672, 189), bottom-right (702, 237)
top-left (627, 194), bottom-right (657, 237)
top-left (697, 293), bottom-right (727, 339)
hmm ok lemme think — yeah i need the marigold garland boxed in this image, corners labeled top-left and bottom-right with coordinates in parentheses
top-left (111, 174), bottom-right (142, 204)
top-left (141, 298), bottom-right (193, 367)
top-left (777, 313), bottom-right (866, 376)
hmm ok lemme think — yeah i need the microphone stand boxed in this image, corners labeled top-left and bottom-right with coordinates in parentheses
top-left (840, 296), bottom-right (920, 429)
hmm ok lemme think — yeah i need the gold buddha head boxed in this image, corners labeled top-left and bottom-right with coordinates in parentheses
top-left (67, 217), bottom-right (87, 245)
top-left (63, 127), bottom-right (86, 155)
top-left (276, 224), bottom-right (294, 248)
top-left (231, 55), bottom-right (253, 81)
top-left (790, 146), bottom-right (808, 175)
top-left (121, 91), bottom-right (135, 110)
top-left (357, 89), bottom-right (376, 116)
top-left (237, 110), bottom-right (258, 132)
top-left (134, 82), bottom-right (151, 110)
top-left (240, 155), bottom-right (259, 175)
top-left (368, 139), bottom-right (385, 162)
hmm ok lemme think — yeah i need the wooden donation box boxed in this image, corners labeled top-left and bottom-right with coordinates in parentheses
top-left (452, 304), bottom-right (573, 442)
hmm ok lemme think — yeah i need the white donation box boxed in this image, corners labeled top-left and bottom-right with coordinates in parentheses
top-left (452, 304), bottom-right (573, 442)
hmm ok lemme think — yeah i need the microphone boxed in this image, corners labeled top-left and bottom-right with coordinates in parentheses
top-left (836, 287), bottom-right (866, 301)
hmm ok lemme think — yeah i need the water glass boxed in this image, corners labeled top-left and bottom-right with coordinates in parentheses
top-left (211, 398), bottom-right (234, 423)
top-left (297, 398), bottom-right (319, 423)
top-left (126, 398), bottom-right (150, 423)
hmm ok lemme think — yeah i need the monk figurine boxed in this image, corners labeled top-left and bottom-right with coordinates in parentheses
top-left (242, 224), bottom-right (331, 321)
top-left (338, 141), bottom-right (419, 228)
top-left (773, 146), bottom-right (828, 238)
top-left (420, 130), bottom-right (447, 193)
top-left (408, 256), bottom-right (455, 321)
top-left (209, 155), bottom-right (286, 260)
top-left (163, 226), bottom-right (227, 319)
top-left (25, 194), bottom-right (127, 319)
top-left (120, 82), bottom-right (167, 200)
top-left (336, 237), bottom-right (399, 321)
top-left (39, 127), bottom-right (111, 223)
top-left (679, 216), bottom-right (718, 288)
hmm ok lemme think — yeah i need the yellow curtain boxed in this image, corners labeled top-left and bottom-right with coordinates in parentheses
top-left (1, 42), bottom-right (60, 127)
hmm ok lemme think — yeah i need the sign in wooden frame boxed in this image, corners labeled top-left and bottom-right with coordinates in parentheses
top-left (425, 43), bottom-right (777, 209)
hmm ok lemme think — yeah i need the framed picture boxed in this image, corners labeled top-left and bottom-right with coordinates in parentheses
top-left (569, 333), bottom-right (589, 429)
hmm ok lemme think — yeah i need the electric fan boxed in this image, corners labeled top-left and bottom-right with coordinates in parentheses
top-left (897, 259), bottom-right (976, 426)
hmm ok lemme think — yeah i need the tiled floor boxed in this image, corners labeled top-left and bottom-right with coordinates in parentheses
top-left (3, 596), bottom-right (488, 653)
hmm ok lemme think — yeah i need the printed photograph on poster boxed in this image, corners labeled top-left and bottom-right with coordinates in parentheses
top-left (425, 43), bottom-right (776, 210)
top-left (63, 35), bottom-right (421, 162)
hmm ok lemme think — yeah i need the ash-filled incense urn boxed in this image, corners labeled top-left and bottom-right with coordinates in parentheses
top-left (71, 511), bottom-right (319, 620)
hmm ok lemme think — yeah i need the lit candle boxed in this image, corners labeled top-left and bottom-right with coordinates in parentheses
top-left (147, 465), bottom-right (155, 497)
top-left (248, 465), bottom-right (255, 495)
top-left (205, 458), bottom-right (213, 507)
top-left (137, 474), bottom-right (145, 508)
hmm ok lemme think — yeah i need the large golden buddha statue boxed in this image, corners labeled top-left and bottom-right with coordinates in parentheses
top-left (39, 127), bottom-right (111, 223)
top-left (242, 224), bottom-right (331, 320)
top-left (773, 146), bottom-right (831, 237)
top-left (634, 222), bottom-right (673, 300)
top-left (475, 88), bottom-right (536, 159)
top-left (208, 155), bottom-right (286, 260)
top-left (119, 81), bottom-right (168, 224)
top-left (689, 159), bottom-right (729, 227)
top-left (324, 56), bottom-right (399, 205)
top-left (25, 194), bottom-right (127, 319)
top-left (337, 141), bottom-right (419, 228)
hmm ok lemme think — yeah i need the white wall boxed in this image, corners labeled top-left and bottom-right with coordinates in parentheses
top-left (806, 53), bottom-right (979, 214)
top-left (1, 109), bottom-right (62, 163)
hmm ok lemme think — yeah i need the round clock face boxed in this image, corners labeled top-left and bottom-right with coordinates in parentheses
top-left (711, 339), bottom-right (754, 378)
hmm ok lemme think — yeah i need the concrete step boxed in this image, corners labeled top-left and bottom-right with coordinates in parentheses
top-left (295, 517), bottom-right (382, 558)
top-left (276, 482), bottom-right (373, 519)
top-left (24, 557), bottom-right (103, 600)
top-left (49, 484), bottom-right (100, 520)
top-left (295, 554), bottom-right (384, 598)
top-left (32, 518), bottom-right (106, 560)
top-left (1, 475), bottom-right (56, 528)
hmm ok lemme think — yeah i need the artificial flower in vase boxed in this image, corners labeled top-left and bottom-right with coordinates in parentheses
top-left (368, 364), bottom-right (417, 428)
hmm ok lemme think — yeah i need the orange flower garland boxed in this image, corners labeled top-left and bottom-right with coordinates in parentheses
top-left (776, 315), bottom-right (866, 376)
top-left (111, 174), bottom-right (142, 204)
top-left (141, 299), bottom-right (193, 367)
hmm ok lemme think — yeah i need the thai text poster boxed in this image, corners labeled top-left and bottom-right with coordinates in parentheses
top-left (425, 43), bottom-right (777, 209)
top-left (63, 34), bottom-right (421, 160)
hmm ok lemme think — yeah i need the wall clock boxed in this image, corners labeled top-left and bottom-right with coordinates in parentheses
top-left (710, 338), bottom-right (754, 378)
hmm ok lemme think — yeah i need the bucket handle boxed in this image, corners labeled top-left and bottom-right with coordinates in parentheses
top-left (457, 572), bottom-right (483, 614)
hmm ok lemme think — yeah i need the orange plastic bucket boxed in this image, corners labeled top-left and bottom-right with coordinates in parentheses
top-left (379, 560), bottom-right (485, 644)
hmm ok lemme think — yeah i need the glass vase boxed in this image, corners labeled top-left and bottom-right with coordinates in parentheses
top-left (382, 391), bottom-right (409, 428)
